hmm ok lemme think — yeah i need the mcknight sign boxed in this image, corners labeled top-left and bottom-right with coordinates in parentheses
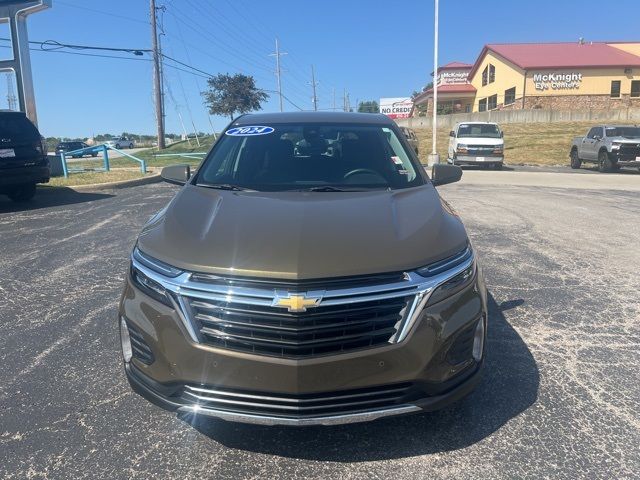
top-left (533, 72), bottom-right (583, 91)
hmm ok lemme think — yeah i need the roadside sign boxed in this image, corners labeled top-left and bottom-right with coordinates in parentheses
top-left (380, 97), bottom-right (413, 119)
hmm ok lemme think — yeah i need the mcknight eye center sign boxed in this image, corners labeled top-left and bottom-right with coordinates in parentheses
top-left (533, 72), bottom-right (583, 91)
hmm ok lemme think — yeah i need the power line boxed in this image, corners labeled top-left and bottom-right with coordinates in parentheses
top-left (56, 0), bottom-right (148, 24)
top-left (167, 7), bottom-right (273, 73)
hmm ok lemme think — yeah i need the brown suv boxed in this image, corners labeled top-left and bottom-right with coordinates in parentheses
top-left (119, 112), bottom-right (487, 426)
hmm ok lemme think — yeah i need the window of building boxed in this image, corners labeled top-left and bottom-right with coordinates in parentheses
top-left (488, 94), bottom-right (498, 110)
top-left (481, 64), bottom-right (496, 86)
top-left (504, 87), bottom-right (516, 105)
top-left (631, 80), bottom-right (640, 98)
top-left (465, 104), bottom-right (471, 113)
top-left (610, 80), bottom-right (621, 98)
top-left (478, 98), bottom-right (487, 112)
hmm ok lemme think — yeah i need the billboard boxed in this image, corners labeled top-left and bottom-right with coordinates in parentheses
top-left (380, 97), bottom-right (413, 119)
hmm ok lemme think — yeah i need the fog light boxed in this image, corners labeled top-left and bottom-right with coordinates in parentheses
top-left (472, 317), bottom-right (485, 361)
top-left (120, 317), bottom-right (133, 363)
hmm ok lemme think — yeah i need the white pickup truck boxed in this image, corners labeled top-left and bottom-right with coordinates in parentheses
top-left (447, 122), bottom-right (504, 170)
top-left (570, 125), bottom-right (640, 172)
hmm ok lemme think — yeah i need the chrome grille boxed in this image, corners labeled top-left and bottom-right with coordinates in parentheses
top-left (182, 382), bottom-right (413, 418)
top-left (130, 245), bottom-right (475, 357)
top-left (187, 296), bottom-right (411, 358)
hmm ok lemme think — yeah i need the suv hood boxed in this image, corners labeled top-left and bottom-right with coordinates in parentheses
top-left (137, 184), bottom-right (468, 280)
top-left (456, 137), bottom-right (503, 146)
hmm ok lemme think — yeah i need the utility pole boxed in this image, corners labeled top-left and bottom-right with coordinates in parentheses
top-left (343, 88), bottom-right (347, 112)
top-left (310, 65), bottom-right (318, 111)
top-left (428, 0), bottom-right (440, 166)
top-left (150, 0), bottom-right (165, 149)
top-left (269, 38), bottom-right (287, 112)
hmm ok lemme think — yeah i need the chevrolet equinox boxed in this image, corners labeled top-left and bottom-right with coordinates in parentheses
top-left (119, 112), bottom-right (487, 426)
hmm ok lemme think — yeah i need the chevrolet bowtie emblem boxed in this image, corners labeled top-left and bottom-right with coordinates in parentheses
top-left (273, 293), bottom-right (322, 313)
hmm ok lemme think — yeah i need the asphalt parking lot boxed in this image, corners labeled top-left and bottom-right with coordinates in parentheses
top-left (1, 176), bottom-right (639, 479)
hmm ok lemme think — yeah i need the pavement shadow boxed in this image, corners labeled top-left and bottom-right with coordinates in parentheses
top-left (0, 187), bottom-right (113, 213)
top-left (186, 293), bottom-right (538, 461)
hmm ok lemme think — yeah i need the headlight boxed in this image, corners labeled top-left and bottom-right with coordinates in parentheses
top-left (493, 145), bottom-right (503, 154)
top-left (416, 247), bottom-right (476, 306)
top-left (130, 247), bottom-right (182, 307)
top-left (456, 144), bottom-right (469, 153)
top-left (611, 143), bottom-right (621, 150)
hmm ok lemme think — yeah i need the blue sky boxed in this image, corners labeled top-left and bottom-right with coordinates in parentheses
top-left (11, 0), bottom-right (640, 138)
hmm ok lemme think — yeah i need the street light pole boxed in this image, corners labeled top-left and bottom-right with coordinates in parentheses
top-left (427, 0), bottom-right (440, 166)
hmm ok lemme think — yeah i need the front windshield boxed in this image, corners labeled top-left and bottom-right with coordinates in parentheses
top-left (605, 127), bottom-right (640, 138)
top-left (196, 123), bottom-right (423, 191)
top-left (457, 123), bottom-right (501, 138)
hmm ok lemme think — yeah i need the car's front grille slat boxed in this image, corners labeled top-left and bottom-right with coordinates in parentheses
top-left (200, 325), bottom-right (399, 347)
top-left (182, 382), bottom-right (412, 418)
top-left (195, 311), bottom-right (401, 333)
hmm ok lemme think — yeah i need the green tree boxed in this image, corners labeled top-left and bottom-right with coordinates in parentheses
top-left (202, 73), bottom-right (268, 120)
top-left (357, 100), bottom-right (379, 113)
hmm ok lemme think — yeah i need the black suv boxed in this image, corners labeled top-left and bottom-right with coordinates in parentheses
top-left (0, 111), bottom-right (50, 202)
top-left (55, 141), bottom-right (98, 158)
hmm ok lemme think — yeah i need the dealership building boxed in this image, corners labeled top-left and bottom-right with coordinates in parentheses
top-left (413, 41), bottom-right (640, 114)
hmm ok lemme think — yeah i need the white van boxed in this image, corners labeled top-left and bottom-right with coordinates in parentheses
top-left (447, 122), bottom-right (504, 169)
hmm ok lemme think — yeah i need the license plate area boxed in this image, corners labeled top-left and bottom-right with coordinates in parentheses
top-left (0, 148), bottom-right (16, 158)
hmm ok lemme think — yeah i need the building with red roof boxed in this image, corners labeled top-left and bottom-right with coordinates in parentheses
top-left (413, 41), bottom-right (640, 115)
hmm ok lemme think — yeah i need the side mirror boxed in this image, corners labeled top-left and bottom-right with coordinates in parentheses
top-left (161, 164), bottom-right (191, 186)
top-left (431, 163), bottom-right (462, 187)
top-left (500, 131), bottom-right (504, 138)
top-left (449, 130), bottom-right (455, 137)
top-left (593, 135), bottom-right (601, 141)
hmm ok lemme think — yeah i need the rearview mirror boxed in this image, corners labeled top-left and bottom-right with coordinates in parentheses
top-left (161, 164), bottom-right (191, 186)
top-left (431, 163), bottom-right (462, 187)
top-left (449, 130), bottom-right (455, 137)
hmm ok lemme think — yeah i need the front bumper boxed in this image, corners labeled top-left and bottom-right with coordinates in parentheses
top-left (119, 263), bottom-right (488, 426)
top-left (125, 359), bottom-right (484, 426)
top-left (0, 163), bottom-right (50, 188)
top-left (610, 152), bottom-right (640, 168)
top-left (450, 155), bottom-right (503, 166)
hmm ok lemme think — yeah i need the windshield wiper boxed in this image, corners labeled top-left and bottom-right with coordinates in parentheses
top-left (303, 186), bottom-right (353, 192)
top-left (198, 183), bottom-right (251, 191)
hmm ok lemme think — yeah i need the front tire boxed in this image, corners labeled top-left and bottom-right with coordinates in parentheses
top-left (8, 183), bottom-right (36, 202)
top-left (598, 150), bottom-right (612, 173)
top-left (493, 162), bottom-right (503, 170)
top-left (570, 149), bottom-right (582, 169)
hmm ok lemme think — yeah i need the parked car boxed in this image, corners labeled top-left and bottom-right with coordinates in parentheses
top-left (119, 111), bottom-right (487, 426)
top-left (447, 122), bottom-right (504, 169)
top-left (55, 141), bottom-right (98, 158)
top-left (105, 137), bottom-right (134, 149)
top-left (0, 111), bottom-right (49, 202)
top-left (400, 126), bottom-right (419, 154)
top-left (570, 125), bottom-right (640, 172)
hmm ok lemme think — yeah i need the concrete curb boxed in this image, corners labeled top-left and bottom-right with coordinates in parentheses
top-left (63, 173), bottom-right (162, 192)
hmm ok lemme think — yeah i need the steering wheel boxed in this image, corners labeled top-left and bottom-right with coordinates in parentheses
top-left (343, 168), bottom-right (382, 179)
